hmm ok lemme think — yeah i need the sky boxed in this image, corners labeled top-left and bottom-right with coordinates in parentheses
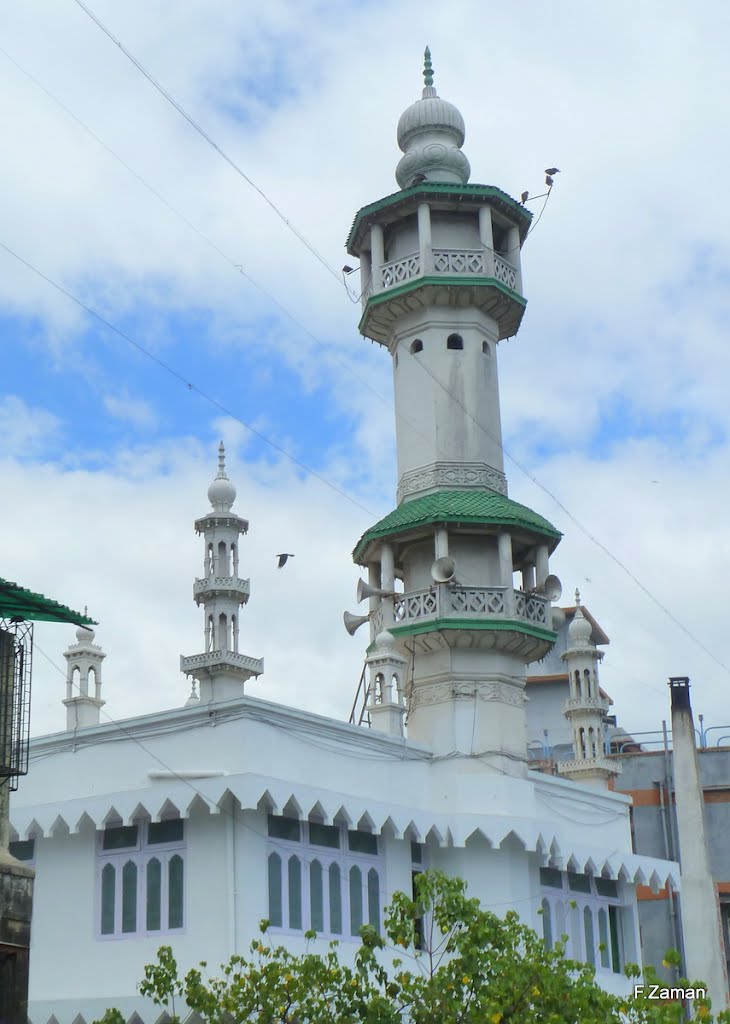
top-left (2, 0), bottom-right (730, 749)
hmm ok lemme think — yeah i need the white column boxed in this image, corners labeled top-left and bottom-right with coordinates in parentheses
top-left (479, 205), bottom-right (495, 274)
top-left (535, 545), bottom-right (549, 588)
top-left (522, 564), bottom-right (535, 592)
top-left (507, 225), bottom-right (522, 293)
top-left (360, 251), bottom-right (372, 301)
top-left (671, 684), bottom-right (728, 1009)
top-left (498, 532), bottom-right (515, 616)
top-left (434, 527), bottom-right (449, 560)
top-left (380, 543), bottom-right (395, 627)
top-left (371, 224), bottom-right (384, 294)
top-left (418, 203), bottom-right (433, 274)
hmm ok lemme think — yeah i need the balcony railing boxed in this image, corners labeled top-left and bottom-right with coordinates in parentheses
top-left (194, 576), bottom-right (250, 599)
top-left (371, 585), bottom-right (549, 634)
top-left (371, 248), bottom-right (520, 299)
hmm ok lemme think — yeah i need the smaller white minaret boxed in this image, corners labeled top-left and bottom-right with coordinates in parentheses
top-left (180, 444), bottom-right (263, 703)
top-left (63, 623), bottom-right (106, 730)
top-left (365, 631), bottom-right (408, 737)
top-left (557, 591), bottom-right (620, 787)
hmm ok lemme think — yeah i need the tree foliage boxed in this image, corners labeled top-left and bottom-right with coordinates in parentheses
top-left (95, 870), bottom-right (729, 1024)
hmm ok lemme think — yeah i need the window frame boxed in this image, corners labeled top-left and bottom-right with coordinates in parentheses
top-left (96, 820), bottom-right (185, 941)
top-left (539, 867), bottom-right (625, 974)
top-left (266, 815), bottom-right (384, 940)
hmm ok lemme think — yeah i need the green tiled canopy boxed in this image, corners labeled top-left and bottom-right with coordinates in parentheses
top-left (0, 578), bottom-right (96, 626)
top-left (353, 490), bottom-right (561, 561)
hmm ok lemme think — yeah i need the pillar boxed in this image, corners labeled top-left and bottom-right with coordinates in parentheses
top-left (371, 224), bottom-right (384, 293)
top-left (418, 203), bottom-right (433, 274)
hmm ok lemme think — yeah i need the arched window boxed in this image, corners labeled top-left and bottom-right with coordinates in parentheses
top-left (349, 866), bottom-right (363, 935)
top-left (367, 868), bottom-right (380, 930)
top-left (87, 666), bottom-right (96, 697)
top-left (541, 897), bottom-right (552, 949)
top-left (310, 859), bottom-right (324, 933)
top-left (288, 856), bottom-right (302, 929)
top-left (446, 333), bottom-right (463, 350)
top-left (584, 905), bottom-right (596, 965)
top-left (329, 863), bottom-right (342, 934)
top-left (598, 908), bottom-right (610, 969)
top-left (410, 339), bottom-right (423, 354)
top-left (268, 852), bottom-right (282, 927)
top-left (206, 542), bottom-right (214, 576)
top-left (575, 669), bottom-right (582, 699)
top-left (218, 613), bottom-right (229, 652)
top-left (121, 861), bottom-right (138, 933)
top-left (207, 614), bottom-right (214, 652)
top-left (584, 668), bottom-right (592, 699)
top-left (146, 857), bottom-right (162, 930)
top-left (168, 854), bottom-right (184, 929)
top-left (101, 863), bottom-right (115, 935)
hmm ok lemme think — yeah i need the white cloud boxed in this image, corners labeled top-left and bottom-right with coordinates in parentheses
top-left (103, 392), bottom-right (158, 430)
top-left (0, 395), bottom-right (62, 454)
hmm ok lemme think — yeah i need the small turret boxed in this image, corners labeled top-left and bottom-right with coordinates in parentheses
top-left (180, 444), bottom-right (263, 703)
top-left (63, 622), bottom-right (106, 730)
top-left (557, 591), bottom-right (620, 787)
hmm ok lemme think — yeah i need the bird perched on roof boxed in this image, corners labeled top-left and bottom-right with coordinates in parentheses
top-left (276, 553), bottom-right (295, 568)
top-left (520, 190), bottom-right (529, 204)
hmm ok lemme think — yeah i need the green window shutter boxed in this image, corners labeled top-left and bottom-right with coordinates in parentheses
top-left (540, 898), bottom-right (552, 950)
top-left (367, 868), bottom-right (379, 931)
top-left (583, 906), bottom-right (595, 965)
top-left (288, 856), bottom-right (302, 930)
top-left (146, 857), bottom-right (162, 931)
top-left (328, 863), bottom-right (342, 934)
top-left (310, 860), bottom-right (324, 933)
top-left (101, 863), bottom-right (115, 935)
top-left (121, 861), bottom-right (137, 933)
top-left (268, 853), bottom-right (282, 927)
top-left (168, 855), bottom-right (184, 929)
top-left (608, 906), bottom-right (622, 973)
top-left (349, 866), bottom-right (363, 936)
top-left (598, 908), bottom-right (610, 969)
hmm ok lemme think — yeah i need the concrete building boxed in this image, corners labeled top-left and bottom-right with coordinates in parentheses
top-left (9, 52), bottom-right (679, 1022)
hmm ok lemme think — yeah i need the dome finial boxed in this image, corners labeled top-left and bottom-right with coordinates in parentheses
top-left (423, 46), bottom-right (434, 90)
top-left (575, 587), bottom-right (581, 606)
top-left (207, 442), bottom-right (236, 511)
top-left (217, 441), bottom-right (226, 477)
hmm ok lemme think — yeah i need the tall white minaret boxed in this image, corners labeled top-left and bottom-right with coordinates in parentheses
top-left (180, 444), bottom-right (263, 703)
top-left (345, 50), bottom-right (562, 776)
top-left (63, 623), bottom-right (106, 730)
top-left (557, 591), bottom-right (620, 787)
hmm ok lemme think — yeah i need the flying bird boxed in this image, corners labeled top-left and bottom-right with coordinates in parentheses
top-left (544, 167), bottom-right (560, 176)
top-left (276, 553), bottom-right (295, 569)
top-left (520, 190), bottom-right (529, 204)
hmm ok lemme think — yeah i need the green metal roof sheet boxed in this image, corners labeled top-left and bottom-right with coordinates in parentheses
top-left (353, 490), bottom-right (561, 561)
top-left (0, 578), bottom-right (96, 626)
top-left (347, 182), bottom-right (532, 253)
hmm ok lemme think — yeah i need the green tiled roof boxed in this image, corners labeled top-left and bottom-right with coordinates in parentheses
top-left (353, 490), bottom-right (561, 561)
top-left (0, 578), bottom-right (96, 626)
top-left (347, 183), bottom-right (532, 254)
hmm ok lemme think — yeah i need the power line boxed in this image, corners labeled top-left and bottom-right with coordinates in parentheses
top-left (70, 0), bottom-right (344, 288)
top-left (4, 29), bottom-right (725, 679)
top-left (0, 236), bottom-right (374, 518)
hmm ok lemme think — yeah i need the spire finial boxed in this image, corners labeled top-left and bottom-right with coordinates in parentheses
top-left (423, 46), bottom-right (434, 89)
top-left (217, 441), bottom-right (226, 477)
top-left (575, 588), bottom-right (581, 606)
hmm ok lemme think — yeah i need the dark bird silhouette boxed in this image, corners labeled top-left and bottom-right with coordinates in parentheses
top-left (276, 553), bottom-right (295, 569)
top-left (411, 173), bottom-right (427, 185)
top-left (545, 175), bottom-right (554, 187)
top-left (520, 190), bottom-right (529, 204)
top-left (544, 167), bottom-right (560, 176)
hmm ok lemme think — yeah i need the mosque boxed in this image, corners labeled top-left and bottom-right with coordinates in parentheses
top-left (8, 51), bottom-right (696, 1022)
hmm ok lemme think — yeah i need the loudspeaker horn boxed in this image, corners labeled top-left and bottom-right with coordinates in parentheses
top-left (356, 578), bottom-right (396, 603)
top-left (343, 611), bottom-right (371, 636)
top-left (538, 574), bottom-right (563, 602)
top-left (431, 556), bottom-right (457, 584)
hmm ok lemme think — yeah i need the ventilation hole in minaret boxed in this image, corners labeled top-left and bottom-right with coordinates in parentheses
top-left (410, 339), bottom-right (423, 354)
top-left (482, 341), bottom-right (491, 356)
top-left (447, 334), bottom-right (463, 350)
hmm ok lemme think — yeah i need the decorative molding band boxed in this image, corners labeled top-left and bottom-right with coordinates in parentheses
top-left (397, 462), bottom-right (508, 503)
top-left (411, 679), bottom-right (526, 710)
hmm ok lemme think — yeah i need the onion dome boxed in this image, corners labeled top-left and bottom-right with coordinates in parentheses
top-left (207, 442), bottom-right (237, 512)
top-left (75, 624), bottom-right (95, 643)
top-left (568, 591), bottom-right (593, 646)
top-left (395, 47), bottom-right (471, 190)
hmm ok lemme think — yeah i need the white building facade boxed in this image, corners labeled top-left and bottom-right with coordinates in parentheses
top-left (9, 52), bottom-right (678, 1023)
